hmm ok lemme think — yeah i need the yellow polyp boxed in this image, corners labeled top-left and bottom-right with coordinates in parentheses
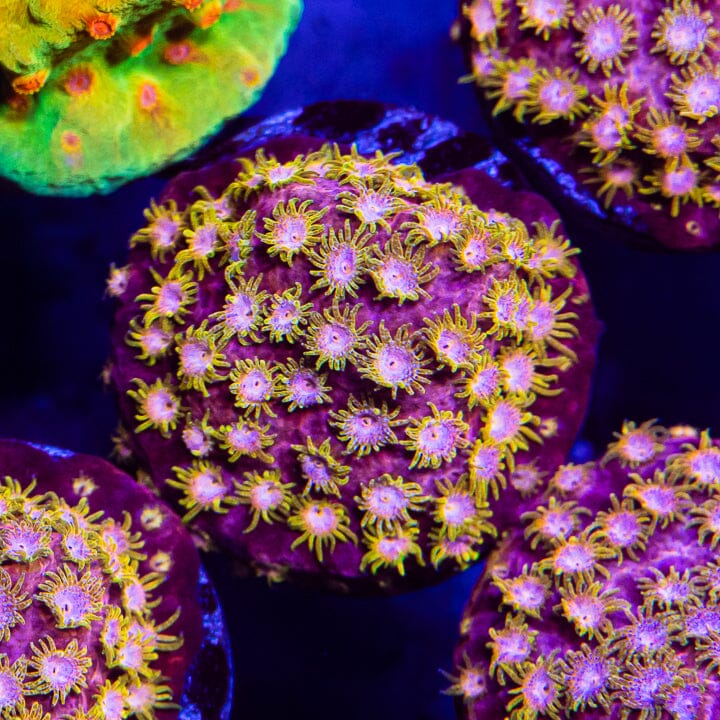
top-left (329, 396), bottom-right (404, 457)
top-left (166, 460), bottom-right (239, 522)
top-left (517, 0), bottom-right (574, 39)
top-left (402, 404), bottom-right (470, 470)
top-left (423, 305), bottom-right (485, 371)
top-left (287, 498), bottom-right (357, 562)
top-left (572, 4), bottom-right (638, 76)
top-left (303, 301), bottom-right (371, 371)
top-left (359, 523), bottom-right (424, 576)
top-left (257, 199), bottom-right (328, 264)
top-left (128, 376), bottom-right (183, 437)
top-left (234, 469), bottom-right (294, 532)
top-left (492, 564), bottom-right (550, 618)
top-left (602, 419), bottom-right (667, 468)
top-left (27, 637), bottom-right (92, 705)
top-left (651, 0), bottom-right (717, 65)
top-left (354, 474), bottom-right (428, 531)
top-left (291, 437), bottom-right (350, 497)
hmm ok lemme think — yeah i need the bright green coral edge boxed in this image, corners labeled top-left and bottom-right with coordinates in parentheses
top-left (0, 0), bottom-right (303, 196)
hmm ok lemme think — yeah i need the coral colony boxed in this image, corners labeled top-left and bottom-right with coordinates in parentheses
top-left (107, 138), bottom-right (598, 590)
top-left (451, 421), bottom-right (720, 719)
top-left (457, 0), bottom-right (720, 249)
top-left (0, 439), bottom-right (227, 720)
top-left (0, 0), bottom-right (301, 195)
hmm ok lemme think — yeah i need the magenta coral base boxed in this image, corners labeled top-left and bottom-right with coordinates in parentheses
top-left (110, 101), bottom-right (600, 593)
top-left (0, 440), bottom-right (232, 720)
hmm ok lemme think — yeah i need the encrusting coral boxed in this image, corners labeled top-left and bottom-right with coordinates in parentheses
top-left (456, 0), bottom-right (720, 249)
top-left (0, 439), bottom-right (232, 720)
top-left (107, 104), bottom-right (599, 592)
top-left (0, 0), bottom-right (301, 195)
top-left (451, 420), bottom-right (720, 719)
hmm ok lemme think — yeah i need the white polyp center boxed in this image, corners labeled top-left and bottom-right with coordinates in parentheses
top-left (436, 330), bottom-right (471, 365)
top-left (502, 353), bottom-right (534, 393)
top-left (140, 326), bottom-right (172, 356)
top-left (584, 17), bottom-right (625, 62)
top-left (326, 245), bottom-right (358, 287)
top-left (0, 671), bottom-right (21, 709)
top-left (654, 125), bottom-right (688, 157)
top-left (317, 323), bottom-right (354, 358)
top-left (469, 365), bottom-right (501, 401)
top-left (662, 165), bottom-right (699, 196)
top-left (441, 494), bottom-right (475, 526)
top-left (189, 224), bottom-right (217, 256)
top-left (683, 74), bottom-right (720, 116)
top-left (422, 208), bottom-right (461, 241)
top-left (417, 421), bottom-right (456, 457)
top-left (638, 485), bottom-right (678, 517)
top-left (689, 449), bottom-right (720, 484)
top-left (376, 535), bottom-right (410, 560)
top-left (274, 217), bottom-right (308, 251)
top-left (538, 78), bottom-right (576, 114)
top-left (664, 13), bottom-right (708, 54)
top-left (604, 512), bottom-right (641, 547)
top-left (287, 371), bottom-right (324, 406)
top-left (461, 235), bottom-right (490, 267)
top-left (565, 594), bottom-right (605, 631)
top-left (151, 217), bottom-right (179, 249)
top-left (469, 443), bottom-right (502, 479)
top-left (179, 341), bottom-right (212, 377)
top-left (487, 401), bottom-right (522, 444)
top-left (495, 631), bottom-right (532, 664)
top-left (123, 581), bottom-right (147, 613)
top-left (555, 543), bottom-right (594, 573)
top-left (508, 577), bottom-right (546, 612)
top-left (523, 666), bottom-right (558, 711)
top-left (366, 485), bottom-right (407, 520)
top-left (191, 470), bottom-right (227, 505)
top-left (375, 344), bottom-right (416, 385)
top-left (41, 653), bottom-right (81, 690)
top-left (250, 481), bottom-right (283, 511)
top-left (145, 388), bottom-right (178, 424)
top-left (226, 294), bottom-right (257, 332)
top-left (377, 258), bottom-right (418, 296)
top-left (347, 411), bottom-right (389, 446)
top-left (49, 586), bottom-right (94, 625)
top-left (228, 425), bottom-right (260, 453)
top-left (156, 282), bottom-right (184, 315)
top-left (303, 504), bottom-right (338, 537)
top-left (238, 370), bottom-right (272, 403)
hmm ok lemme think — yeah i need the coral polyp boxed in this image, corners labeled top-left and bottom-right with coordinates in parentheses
top-left (108, 106), bottom-right (598, 591)
top-left (457, 0), bottom-right (720, 248)
top-left (0, 439), bottom-right (231, 720)
top-left (0, 0), bottom-right (301, 195)
top-left (452, 421), bottom-right (720, 719)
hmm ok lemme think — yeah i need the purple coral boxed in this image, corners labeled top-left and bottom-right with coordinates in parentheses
top-left (0, 439), bottom-right (231, 720)
top-left (108, 103), bottom-right (599, 591)
top-left (452, 420), bottom-right (720, 719)
top-left (456, 0), bottom-right (720, 249)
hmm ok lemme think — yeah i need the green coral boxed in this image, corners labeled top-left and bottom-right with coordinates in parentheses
top-left (0, 0), bottom-right (302, 195)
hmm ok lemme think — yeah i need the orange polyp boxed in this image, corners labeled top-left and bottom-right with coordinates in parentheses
top-left (138, 82), bottom-right (160, 112)
top-left (241, 68), bottom-right (261, 87)
top-left (63, 68), bottom-right (94, 97)
top-left (85, 13), bottom-right (119, 40)
top-left (163, 41), bottom-right (200, 65)
top-left (12, 69), bottom-right (49, 95)
top-left (198, 4), bottom-right (223, 28)
top-left (128, 31), bottom-right (156, 57)
top-left (60, 131), bottom-right (83, 154)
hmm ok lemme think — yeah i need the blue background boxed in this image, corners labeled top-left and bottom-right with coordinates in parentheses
top-left (1, 2), bottom-right (720, 718)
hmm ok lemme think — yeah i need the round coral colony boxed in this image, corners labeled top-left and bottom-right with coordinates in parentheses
top-left (450, 420), bottom-right (720, 719)
top-left (107, 108), bottom-right (598, 592)
top-left (0, 439), bottom-right (231, 720)
top-left (0, 0), bottom-right (301, 195)
top-left (456, 0), bottom-right (720, 249)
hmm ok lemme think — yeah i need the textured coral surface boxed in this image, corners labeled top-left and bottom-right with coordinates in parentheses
top-left (457, 0), bottom-right (720, 249)
top-left (453, 420), bottom-right (720, 719)
top-left (0, 439), bottom-right (230, 720)
top-left (0, 0), bottom-right (301, 195)
top-left (107, 111), bottom-right (598, 592)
